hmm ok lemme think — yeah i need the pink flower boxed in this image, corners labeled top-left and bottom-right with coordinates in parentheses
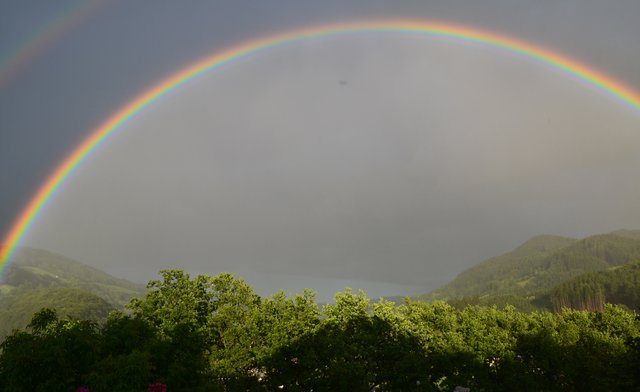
top-left (76, 387), bottom-right (90, 392)
top-left (147, 383), bottom-right (167, 392)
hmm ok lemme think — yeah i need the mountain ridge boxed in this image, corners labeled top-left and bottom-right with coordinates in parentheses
top-left (423, 230), bottom-right (640, 310)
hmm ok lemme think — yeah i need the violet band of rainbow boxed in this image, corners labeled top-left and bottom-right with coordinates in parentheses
top-left (1, 20), bottom-right (639, 276)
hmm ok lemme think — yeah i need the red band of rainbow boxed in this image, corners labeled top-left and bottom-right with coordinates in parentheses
top-left (2, 20), bottom-right (639, 276)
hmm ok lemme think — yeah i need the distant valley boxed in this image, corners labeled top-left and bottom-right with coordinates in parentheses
top-left (2, 229), bottom-right (640, 340)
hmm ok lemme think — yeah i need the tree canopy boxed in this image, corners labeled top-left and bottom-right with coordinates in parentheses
top-left (1, 269), bottom-right (639, 391)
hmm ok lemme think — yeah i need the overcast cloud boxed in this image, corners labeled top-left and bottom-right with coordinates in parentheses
top-left (2, 0), bottom-right (640, 300)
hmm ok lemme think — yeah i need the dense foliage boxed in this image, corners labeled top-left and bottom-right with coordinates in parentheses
top-left (1, 269), bottom-right (639, 391)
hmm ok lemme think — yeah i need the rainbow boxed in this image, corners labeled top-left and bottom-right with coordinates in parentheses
top-left (0, 0), bottom-right (107, 88)
top-left (2, 19), bottom-right (640, 276)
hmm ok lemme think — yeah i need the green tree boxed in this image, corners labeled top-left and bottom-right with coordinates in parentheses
top-left (0, 308), bottom-right (99, 391)
top-left (128, 269), bottom-right (262, 388)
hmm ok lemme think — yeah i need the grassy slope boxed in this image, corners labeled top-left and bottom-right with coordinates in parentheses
top-left (4, 247), bottom-right (145, 306)
top-left (0, 247), bottom-right (147, 341)
top-left (0, 287), bottom-right (114, 338)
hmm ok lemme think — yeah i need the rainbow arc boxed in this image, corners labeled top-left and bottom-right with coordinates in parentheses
top-left (1, 20), bottom-right (639, 275)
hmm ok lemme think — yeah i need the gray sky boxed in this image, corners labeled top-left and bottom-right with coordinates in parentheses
top-left (2, 0), bottom-right (640, 301)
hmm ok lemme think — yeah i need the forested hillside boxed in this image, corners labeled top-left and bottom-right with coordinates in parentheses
top-left (547, 262), bottom-right (640, 312)
top-left (425, 235), bottom-right (577, 300)
top-left (424, 231), bottom-right (640, 311)
top-left (609, 229), bottom-right (640, 241)
top-left (529, 234), bottom-right (640, 291)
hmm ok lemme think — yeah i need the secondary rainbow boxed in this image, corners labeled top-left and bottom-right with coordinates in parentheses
top-left (0, 0), bottom-right (107, 88)
top-left (2, 19), bottom-right (640, 275)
